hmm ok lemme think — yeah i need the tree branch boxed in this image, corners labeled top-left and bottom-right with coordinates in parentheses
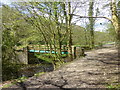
top-left (70, 14), bottom-right (112, 22)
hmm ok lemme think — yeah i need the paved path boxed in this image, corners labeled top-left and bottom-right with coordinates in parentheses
top-left (9, 47), bottom-right (119, 89)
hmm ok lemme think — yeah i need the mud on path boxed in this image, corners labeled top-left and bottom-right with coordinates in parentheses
top-left (9, 47), bottom-right (119, 89)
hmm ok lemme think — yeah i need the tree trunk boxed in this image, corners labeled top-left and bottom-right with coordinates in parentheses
top-left (111, 0), bottom-right (120, 58)
top-left (117, 1), bottom-right (120, 58)
top-left (54, 3), bottom-right (62, 60)
top-left (88, 0), bottom-right (95, 48)
top-left (68, 2), bottom-right (73, 61)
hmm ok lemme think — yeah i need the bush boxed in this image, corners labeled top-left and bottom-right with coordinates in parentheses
top-left (2, 61), bottom-right (22, 81)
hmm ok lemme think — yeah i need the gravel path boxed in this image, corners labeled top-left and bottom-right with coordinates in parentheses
top-left (8, 47), bottom-right (119, 89)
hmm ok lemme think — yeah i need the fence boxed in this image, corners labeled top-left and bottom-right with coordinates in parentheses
top-left (15, 45), bottom-right (85, 64)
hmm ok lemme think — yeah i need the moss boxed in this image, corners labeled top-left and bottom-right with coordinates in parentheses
top-left (34, 72), bottom-right (45, 77)
top-left (34, 53), bottom-right (67, 64)
top-left (2, 83), bottom-right (14, 88)
top-left (107, 84), bottom-right (120, 89)
top-left (35, 54), bottom-right (54, 63)
top-left (2, 76), bottom-right (28, 88)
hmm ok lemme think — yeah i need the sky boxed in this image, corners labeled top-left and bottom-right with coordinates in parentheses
top-left (0, 0), bottom-right (11, 5)
top-left (1, 0), bottom-right (112, 32)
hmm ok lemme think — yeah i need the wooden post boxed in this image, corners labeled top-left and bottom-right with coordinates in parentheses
top-left (72, 46), bottom-right (76, 59)
top-left (62, 45), bottom-right (64, 50)
top-left (73, 46), bottom-right (76, 59)
top-left (81, 48), bottom-right (85, 56)
top-left (45, 45), bottom-right (46, 53)
top-left (26, 46), bottom-right (29, 64)
top-left (24, 46), bottom-right (28, 64)
top-left (33, 44), bottom-right (35, 52)
top-left (63, 45), bottom-right (66, 51)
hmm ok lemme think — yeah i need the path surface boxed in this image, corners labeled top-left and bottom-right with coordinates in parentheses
top-left (9, 47), bottom-right (119, 89)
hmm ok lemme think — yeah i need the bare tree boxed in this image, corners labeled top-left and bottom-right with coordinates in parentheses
top-left (88, 0), bottom-right (95, 48)
top-left (110, 0), bottom-right (120, 57)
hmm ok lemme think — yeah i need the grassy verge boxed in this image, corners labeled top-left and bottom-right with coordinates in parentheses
top-left (107, 84), bottom-right (120, 89)
top-left (1, 76), bottom-right (28, 88)
top-left (2, 72), bottom-right (45, 88)
top-left (35, 53), bottom-right (67, 63)
top-left (34, 72), bottom-right (45, 77)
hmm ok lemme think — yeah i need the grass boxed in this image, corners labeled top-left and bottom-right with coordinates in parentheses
top-left (74, 45), bottom-right (90, 47)
top-left (1, 83), bottom-right (13, 88)
top-left (2, 72), bottom-right (45, 88)
top-left (35, 53), bottom-right (67, 63)
top-left (104, 42), bottom-right (115, 45)
top-left (2, 76), bottom-right (28, 88)
top-left (34, 72), bottom-right (45, 77)
top-left (35, 53), bottom-right (54, 63)
top-left (107, 84), bottom-right (120, 89)
top-left (15, 76), bottom-right (28, 83)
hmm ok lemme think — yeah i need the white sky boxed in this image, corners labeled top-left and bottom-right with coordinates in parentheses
top-left (71, 1), bottom-right (111, 32)
top-left (1, 0), bottom-right (113, 32)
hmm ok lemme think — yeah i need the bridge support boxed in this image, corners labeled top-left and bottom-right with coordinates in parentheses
top-left (72, 46), bottom-right (85, 59)
top-left (16, 47), bottom-right (28, 64)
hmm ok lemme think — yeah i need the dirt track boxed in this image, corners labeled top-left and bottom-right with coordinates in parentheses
top-left (8, 47), bottom-right (120, 89)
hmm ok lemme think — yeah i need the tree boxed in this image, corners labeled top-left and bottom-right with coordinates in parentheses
top-left (2, 5), bottom-right (23, 81)
top-left (2, 4), bottom-right (40, 80)
top-left (88, 0), bottom-right (95, 48)
top-left (12, 2), bottom-right (69, 68)
top-left (110, 0), bottom-right (120, 57)
top-left (106, 23), bottom-right (116, 41)
top-left (67, 2), bottom-right (73, 61)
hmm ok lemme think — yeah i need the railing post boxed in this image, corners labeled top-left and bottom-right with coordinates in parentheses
top-left (72, 46), bottom-right (76, 59)
top-left (63, 45), bottom-right (66, 51)
top-left (74, 46), bottom-right (76, 59)
top-left (81, 48), bottom-right (85, 56)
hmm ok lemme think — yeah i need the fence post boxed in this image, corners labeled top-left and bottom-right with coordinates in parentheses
top-left (72, 46), bottom-right (76, 59)
top-left (25, 46), bottom-right (29, 64)
top-left (81, 48), bottom-right (85, 56)
top-left (74, 46), bottom-right (76, 59)
top-left (63, 45), bottom-right (66, 51)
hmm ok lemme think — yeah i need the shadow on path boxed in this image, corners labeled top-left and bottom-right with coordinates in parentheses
top-left (7, 47), bottom-right (120, 88)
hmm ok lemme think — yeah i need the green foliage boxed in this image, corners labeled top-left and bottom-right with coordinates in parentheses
top-left (34, 72), bottom-right (45, 77)
top-left (15, 76), bottom-right (28, 83)
top-left (2, 2), bottom-right (116, 82)
top-left (107, 84), bottom-right (120, 89)
top-left (72, 25), bottom-right (87, 45)
top-left (61, 54), bottom-right (67, 58)
top-left (106, 23), bottom-right (116, 41)
top-left (35, 53), bottom-right (67, 64)
top-left (2, 76), bottom-right (28, 88)
top-left (35, 54), bottom-right (54, 63)
top-left (2, 83), bottom-right (14, 88)
top-left (72, 24), bottom-right (113, 46)
top-left (2, 61), bottom-right (22, 81)
top-left (2, 5), bottom-right (20, 81)
top-left (2, 5), bottom-right (35, 81)
top-left (94, 31), bottom-right (113, 45)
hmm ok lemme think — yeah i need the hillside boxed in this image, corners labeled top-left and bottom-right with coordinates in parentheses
top-left (72, 25), bottom-right (114, 45)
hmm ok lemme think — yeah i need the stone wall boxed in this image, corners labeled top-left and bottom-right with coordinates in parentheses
top-left (15, 47), bottom-right (28, 64)
top-left (72, 46), bottom-right (85, 59)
